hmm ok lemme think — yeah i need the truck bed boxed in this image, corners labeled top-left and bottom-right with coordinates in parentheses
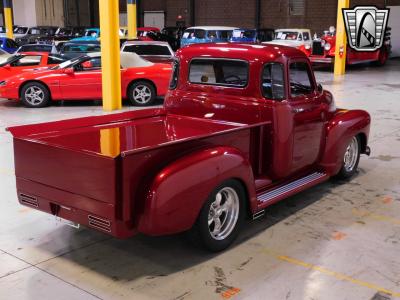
top-left (8, 109), bottom-right (270, 237)
top-left (19, 113), bottom-right (248, 158)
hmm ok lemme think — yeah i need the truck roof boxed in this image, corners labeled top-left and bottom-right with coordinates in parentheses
top-left (176, 42), bottom-right (306, 62)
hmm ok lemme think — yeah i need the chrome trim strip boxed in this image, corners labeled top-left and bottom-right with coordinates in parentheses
top-left (258, 172), bottom-right (326, 203)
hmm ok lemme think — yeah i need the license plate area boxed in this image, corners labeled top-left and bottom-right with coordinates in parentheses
top-left (55, 216), bottom-right (80, 229)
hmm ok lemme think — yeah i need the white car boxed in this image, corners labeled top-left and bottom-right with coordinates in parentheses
top-left (264, 28), bottom-right (312, 48)
top-left (121, 41), bottom-right (174, 64)
top-left (12, 26), bottom-right (31, 39)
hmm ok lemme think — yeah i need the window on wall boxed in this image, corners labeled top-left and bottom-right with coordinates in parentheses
top-left (289, 0), bottom-right (305, 16)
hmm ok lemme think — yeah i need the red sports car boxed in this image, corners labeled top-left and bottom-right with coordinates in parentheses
top-left (0, 52), bottom-right (172, 107)
top-left (0, 52), bottom-right (66, 79)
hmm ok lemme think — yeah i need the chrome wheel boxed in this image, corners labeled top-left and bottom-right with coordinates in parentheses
top-left (208, 187), bottom-right (240, 241)
top-left (24, 86), bottom-right (45, 106)
top-left (343, 136), bottom-right (359, 172)
top-left (133, 85), bottom-right (152, 104)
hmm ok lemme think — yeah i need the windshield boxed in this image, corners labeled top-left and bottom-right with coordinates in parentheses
top-left (19, 45), bottom-right (52, 52)
top-left (275, 31), bottom-right (299, 40)
top-left (62, 44), bottom-right (100, 53)
top-left (0, 55), bottom-right (22, 67)
top-left (57, 28), bottom-right (72, 35)
top-left (28, 28), bottom-right (43, 35)
top-left (123, 44), bottom-right (172, 56)
top-left (232, 30), bottom-right (256, 39)
top-left (14, 27), bottom-right (28, 34)
top-left (85, 30), bottom-right (99, 37)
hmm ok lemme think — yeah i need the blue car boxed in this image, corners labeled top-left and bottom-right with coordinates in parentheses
top-left (71, 28), bottom-right (100, 42)
top-left (0, 37), bottom-right (19, 53)
top-left (180, 26), bottom-right (237, 47)
top-left (230, 29), bottom-right (257, 43)
top-left (230, 28), bottom-right (275, 43)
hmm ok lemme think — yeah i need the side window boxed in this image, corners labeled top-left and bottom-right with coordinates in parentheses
top-left (194, 29), bottom-right (206, 39)
top-left (289, 61), bottom-right (314, 97)
top-left (207, 30), bottom-right (217, 39)
top-left (298, 33), bottom-right (303, 41)
top-left (189, 59), bottom-right (248, 87)
top-left (75, 58), bottom-right (102, 72)
top-left (303, 32), bottom-right (310, 41)
top-left (47, 56), bottom-right (65, 65)
top-left (11, 55), bottom-right (42, 67)
top-left (262, 63), bottom-right (285, 100)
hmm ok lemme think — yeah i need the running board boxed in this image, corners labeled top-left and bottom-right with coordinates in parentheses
top-left (257, 172), bottom-right (328, 206)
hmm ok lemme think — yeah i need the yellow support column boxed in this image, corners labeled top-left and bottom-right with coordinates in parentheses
top-left (3, 0), bottom-right (14, 39)
top-left (100, 128), bottom-right (121, 157)
top-left (99, 0), bottom-right (122, 111)
top-left (127, 0), bottom-right (137, 39)
top-left (334, 0), bottom-right (350, 76)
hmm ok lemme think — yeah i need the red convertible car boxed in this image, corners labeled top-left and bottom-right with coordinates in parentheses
top-left (8, 44), bottom-right (370, 251)
top-left (0, 52), bottom-right (66, 79)
top-left (0, 52), bottom-right (172, 107)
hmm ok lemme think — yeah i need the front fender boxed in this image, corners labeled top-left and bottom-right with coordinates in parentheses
top-left (320, 109), bottom-right (371, 175)
top-left (138, 146), bottom-right (256, 236)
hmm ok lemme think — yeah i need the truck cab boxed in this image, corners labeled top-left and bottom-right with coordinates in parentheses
top-left (8, 43), bottom-right (371, 252)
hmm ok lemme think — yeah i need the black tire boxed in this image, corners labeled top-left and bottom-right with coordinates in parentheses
top-left (128, 81), bottom-right (156, 106)
top-left (21, 82), bottom-right (50, 108)
top-left (373, 49), bottom-right (389, 67)
top-left (336, 135), bottom-right (361, 179)
top-left (188, 179), bottom-right (246, 252)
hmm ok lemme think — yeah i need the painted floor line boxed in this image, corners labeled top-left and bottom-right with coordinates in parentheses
top-left (352, 208), bottom-right (400, 226)
top-left (263, 249), bottom-right (400, 298)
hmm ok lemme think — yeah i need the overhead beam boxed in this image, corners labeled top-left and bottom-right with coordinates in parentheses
top-left (99, 0), bottom-right (122, 111)
top-left (3, 0), bottom-right (13, 39)
top-left (334, 0), bottom-right (349, 76)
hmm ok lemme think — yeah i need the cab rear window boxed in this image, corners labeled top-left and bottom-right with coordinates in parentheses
top-left (189, 59), bottom-right (248, 87)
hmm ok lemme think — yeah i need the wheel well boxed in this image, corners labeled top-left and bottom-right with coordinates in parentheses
top-left (19, 80), bottom-right (51, 99)
top-left (127, 79), bottom-right (157, 97)
top-left (357, 133), bottom-right (367, 154)
top-left (231, 177), bottom-right (253, 219)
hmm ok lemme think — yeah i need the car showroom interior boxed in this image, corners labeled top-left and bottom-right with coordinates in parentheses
top-left (0, 0), bottom-right (399, 299)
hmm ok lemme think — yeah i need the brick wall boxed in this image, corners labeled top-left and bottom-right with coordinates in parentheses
top-left (195, 0), bottom-right (256, 28)
top-left (138, 0), bottom-right (399, 34)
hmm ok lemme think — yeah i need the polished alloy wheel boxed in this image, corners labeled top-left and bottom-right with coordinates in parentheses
top-left (343, 136), bottom-right (359, 172)
top-left (208, 187), bottom-right (240, 241)
top-left (24, 86), bottom-right (45, 106)
top-left (133, 85), bottom-right (152, 104)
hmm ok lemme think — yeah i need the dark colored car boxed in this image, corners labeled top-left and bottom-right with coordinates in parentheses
top-left (16, 43), bottom-right (57, 53)
top-left (161, 26), bottom-right (186, 49)
top-left (15, 26), bottom-right (59, 45)
top-left (37, 27), bottom-right (86, 47)
top-left (0, 37), bottom-right (19, 53)
top-left (59, 41), bottom-right (101, 59)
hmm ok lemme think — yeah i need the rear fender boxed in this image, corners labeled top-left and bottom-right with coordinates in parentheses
top-left (138, 146), bottom-right (256, 235)
top-left (320, 109), bottom-right (371, 175)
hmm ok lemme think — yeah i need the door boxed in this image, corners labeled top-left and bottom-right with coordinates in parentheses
top-left (59, 57), bottom-right (102, 100)
top-left (288, 59), bottom-right (326, 174)
top-left (144, 11), bottom-right (165, 29)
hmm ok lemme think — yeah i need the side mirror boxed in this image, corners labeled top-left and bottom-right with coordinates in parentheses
top-left (64, 68), bottom-right (74, 75)
top-left (317, 83), bottom-right (323, 92)
top-left (3, 65), bottom-right (11, 70)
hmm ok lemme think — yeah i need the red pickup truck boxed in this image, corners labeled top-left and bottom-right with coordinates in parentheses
top-left (8, 43), bottom-right (371, 251)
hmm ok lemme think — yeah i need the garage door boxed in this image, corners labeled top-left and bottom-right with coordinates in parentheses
top-left (388, 6), bottom-right (400, 57)
top-left (144, 11), bottom-right (165, 30)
